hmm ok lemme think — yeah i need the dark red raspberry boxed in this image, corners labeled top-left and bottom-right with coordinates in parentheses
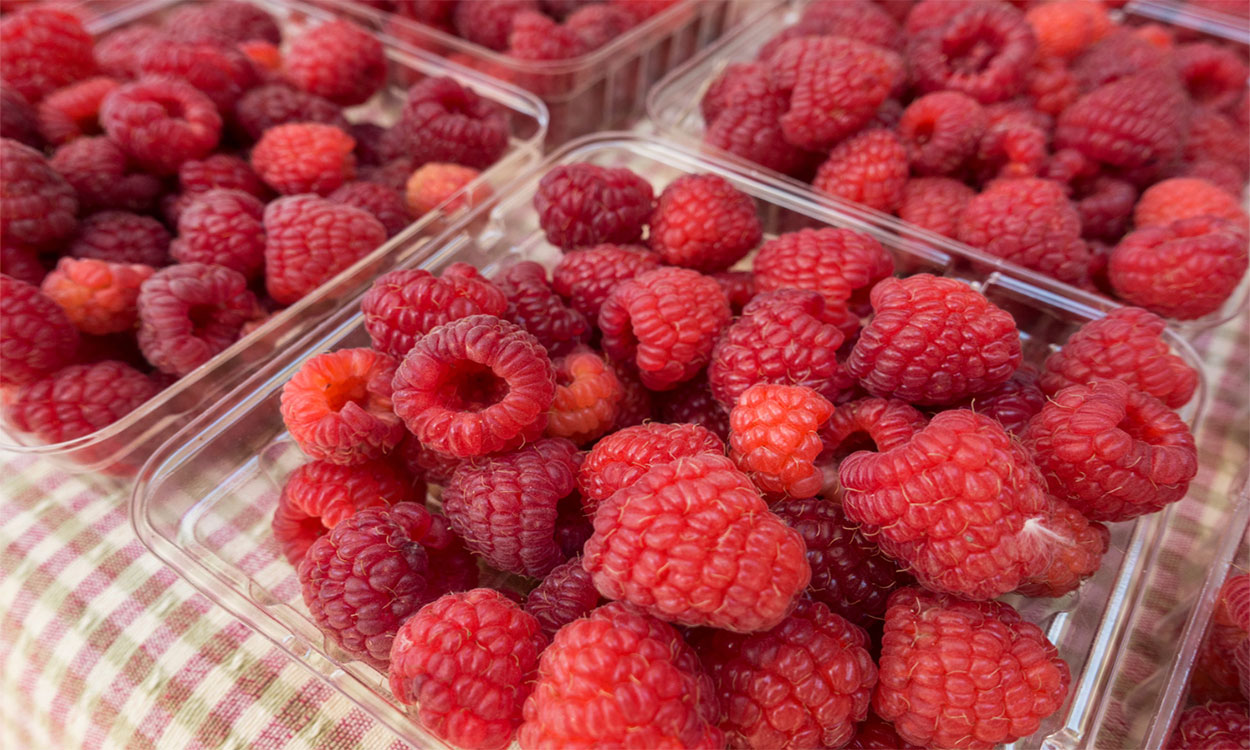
top-left (263, 194), bottom-right (387, 305)
top-left (233, 84), bottom-right (348, 142)
top-left (519, 602), bottom-right (724, 749)
top-left (508, 10), bottom-right (592, 61)
top-left (3, 360), bottom-right (158, 444)
top-left (1043, 147), bottom-right (1099, 186)
top-left (972, 105), bottom-right (1050, 181)
top-left (753, 228), bottom-right (894, 311)
top-left (1134, 177), bottom-right (1248, 231)
top-left (93, 25), bottom-right (161, 80)
top-left (1015, 499), bottom-right (1109, 598)
top-left (49, 136), bottom-right (163, 214)
top-left (1192, 574), bottom-right (1250, 704)
top-left (821, 396), bottom-right (927, 461)
top-left (298, 502), bottom-right (436, 668)
top-left (251, 122), bottom-right (355, 196)
top-left (136, 38), bottom-right (257, 115)
top-left (1072, 28), bottom-right (1175, 92)
top-left (546, 351), bottom-right (622, 444)
top-left (162, 1), bottom-right (282, 45)
top-left (703, 63), bottom-right (815, 179)
top-left (730, 383), bottom-right (833, 499)
top-left (100, 78), bottom-right (222, 175)
top-left (524, 556), bottom-right (600, 636)
top-left (1184, 108), bottom-right (1250, 181)
top-left (897, 177), bottom-right (974, 239)
top-left (598, 267), bottom-right (731, 391)
top-left (1110, 216), bottom-right (1248, 320)
top-left (391, 315), bottom-right (556, 458)
top-left (875, 588), bottom-right (1070, 749)
top-left (496, 261), bottom-right (591, 357)
top-left (1, 244), bottom-right (44, 286)
top-left (0, 7), bottom-right (95, 104)
top-left (795, 0), bottom-right (902, 49)
top-left (398, 434), bottom-right (462, 487)
top-left (1177, 42), bottom-right (1248, 112)
top-left (1027, 55), bottom-right (1080, 117)
top-left (1055, 74), bottom-right (1188, 173)
top-left (651, 376), bottom-right (727, 439)
top-left (695, 598), bottom-right (876, 750)
top-left (348, 122), bottom-right (391, 167)
top-left (898, 92), bottom-right (987, 176)
top-left (846, 275), bottom-right (1022, 405)
top-left (907, 3), bottom-right (1036, 104)
top-left (712, 270), bottom-right (755, 314)
top-left (534, 163), bottom-right (654, 250)
top-left (648, 174), bottom-right (761, 272)
top-left (328, 181), bottom-right (411, 238)
top-left (284, 20), bottom-right (386, 106)
top-left (35, 77), bottom-right (118, 145)
top-left (1169, 702), bottom-right (1250, 750)
top-left (956, 363), bottom-right (1046, 436)
top-left (553, 494), bottom-right (593, 559)
top-left (1040, 307), bottom-right (1198, 409)
top-left (1023, 379), bottom-right (1197, 522)
top-left (1073, 176), bottom-right (1137, 242)
top-left (170, 189), bottom-right (266, 278)
top-left (454, 0), bottom-right (539, 51)
top-left (813, 129), bottom-right (909, 213)
top-left (550, 244), bottom-right (660, 320)
top-left (423, 521), bottom-right (482, 601)
top-left (69, 211), bottom-right (170, 267)
top-left (847, 713), bottom-right (923, 750)
top-left (390, 589), bottom-right (547, 750)
top-left (903, 0), bottom-right (981, 35)
top-left (577, 421), bottom-right (724, 514)
top-left (362, 264), bottom-right (507, 359)
top-left (958, 178), bottom-right (1090, 284)
top-left (392, 77), bottom-right (510, 170)
top-left (40, 257), bottom-right (154, 336)
top-left (136, 262), bottom-right (259, 376)
top-left (178, 153), bottom-right (268, 200)
top-left (272, 458), bottom-right (415, 565)
top-left (0, 83), bottom-right (41, 148)
top-left (0, 275), bottom-right (79, 387)
top-left (1, 138), bottom-right (77, 249)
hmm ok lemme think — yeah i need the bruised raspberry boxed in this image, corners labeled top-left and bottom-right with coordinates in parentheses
top-left (391, 77), bottom-right (509, 170)
top-left (3, 360), bottom-right (158, 444)
top-left (496, 261), bottom-right (591, 356)
top-left (136, 262), bottom-right (259, 376)
top-left (524, 557), bottom-right (600, 637)
top-left (898, 92), bottom-right (987, 175)
top-left (730, 384), bottom-right (833, 500)
top-left (546, 351), bottom-right (623, 444)
top-left (958, 178), bottom-right (1090, 285)
top-left (753, 228), bottom-right (893, 311)
top-left (263, 194), bottom-right (387, 305)
top-left (171, 189), bottom-right (266, 278)
top-left (35, 77), bottom-right (118, 145)
top-left (550, 244), bottom-right (660, 321)
top-left (577, 422), bottom-right (724, 515)
top-left (49, 136), bottom-right (163, 214)
top-left (0, 275), bottom-right (79, 387)
top-left (328, 181), bottom-right (411, 238)
top-left (897, 177), bottom-right (974, 239)
top-left (362, 264), bottom-right (508, 359)
top-left (534, 163), bottom-right (654, 250)
top-left (648, 174), bottom-right (762, 272)
top-left (100, 78), bottom-right (222, 175)
top-left (284, 19), bottom-right (386, 106)
top-left (233, 84), bottom-right (348, 142)
top-left (41, 257), bottom-right (154, 336)
top-left (69, 211), bottom-right (170, 267)
top-left (1, 138), bottom-right (78, 249)
top-left (907, 3), bottom-right (1037, 104)
top-left (0, 7), bottom-right (95, 104)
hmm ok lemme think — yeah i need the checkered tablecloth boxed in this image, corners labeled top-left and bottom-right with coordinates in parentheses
top-left (1, 312), bottom-right (1247, 750)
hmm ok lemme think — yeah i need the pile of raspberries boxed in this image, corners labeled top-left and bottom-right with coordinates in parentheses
top-left (698, 0), bottom-right (1250, 321)
top-left (0, 2), bottom-right (509, 448)
top-left (1170, 571), bottom-right (1250, 750)
top-left (275, 160), bottom-right (1204, 750)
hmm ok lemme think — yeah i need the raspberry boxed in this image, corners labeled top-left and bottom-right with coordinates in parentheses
top-left (753, 228), bottom-right (894, 310)
top-left (794, 0), bottom-right (902, 49)
top-left (1027, 55), bottom-right (1081, 117)
top-left (972, 105), bottom-right (1051, 181)
top-left (398, 435), bottom-right (462, 486)
top-left (1168, 702), bottom-right (1250, 750)
top-left (496, 261), bottom-right (591, 356)
top-left (1055, 74), bottom-right (1188, 172)
top-left (0, 7), bottom-right (95, 104)
top-left (1025, 0), bottom-right (1112, 61)
top-left (550, 244), bottom-right (659, 320)
top-left (584, 453), bottom-right (810, 631)
top-left (1041, 307), bottom-right (1198, 409)
top-left (703, 62), bottom-right (768, 121)
top-left (897, 177), bottom-right (974, 239)
top-left (136, 38), bottom-right (257, 115)
top-left (48, 136), bottom-right (163, 214)
top-left (546, 351), bottom-right (622, 444)
top-left (2, 138), bottom-right (78, 249)
top-left (534, 164), bottom-right (654, 250)
top-left (898, 92), bottom-right (987, 176)
top-left (598, 267), bottom-right (731, 391)
top-left (769, 36), bottom-right (904, 151)
top-left (812, 129), bottom-right (909, 213)
top-left (519, 602), bottom-right (724, 749)
top-left (68, 211), bottom-right (170, 267)
top-left (847, 275), bottom-right (1022, 405)
top-left (328, 181), bottom-right (410, 238)
top-left (136, 262), bottom-right (259, 376)
top-left (524, 557), bottom-right (600, 636)
top-left (0, 83), bottom-right (41, 148)
top-left (263, 194), bottom-right (387, 305)
top-left (348, 122), bottom-right (390, 167)
top-left (875, 588), bottom-right (1070, 749)
top-left (1074, 176), bottom-right (1137, 241)
top-left (1176, 41), bottom-right (1249, 112)
top-left (233, 84), bottom-right (348, 142)
top-left (392, 77), bottom-right (510, 170)
top-left (35, 77), bottom-right (118, 145)
top-left (903, 0), bottom-right (982, 35)
top-left (100, 78), bottom-right (222, 175)
top-left (958, 178), bottom-right (1090, 284)
top-left (297, 502), bottom-right (436, 668)
top-left (1134, 177), bottom-right (1249, 231)
top-left (40, 257), bottom-right (154, 336)
top-left (93, 25), bottom-right (160, 80)
top-left (553, 494), bottom-right (593, 559)
top-left (1184, 108), bottom-right (1250, 180)
top-left (1015, 499), bottom-right (1109, 598)
top-left (362, 264), bottom-right (508, 359)
top-left (391, 315), bottom-right (556, 458)
top-left (454, 0), bottom-right (539, 51)
top-left (728, 383), bottom-right (833, 499)
top-left (703, 63), bottom-right (814, 179)
top-left (390, 589), bottom-right (546, 750)
top-left (162, 1), bottom-right (282, 45)
top-left (1022, 379), bottom-right (1197, 522)
top-left (650, 377), bottom-right (726, 440)
top-left (178, 153), bottom-right (269, 201)
top-left (251, 122), bottom-right (355, 196)
top-left (423, 524), bottom-right (482, 602)
top-left (1109, 216), bottom-right (1248, 320)
top-left (280, 347), bottom-right (405, 465)
top-left (0, 275), bottom-right (79, 387)
top-left (821, 396), bottom-right (927, 460)
top-left (648, 174), bottom-right (761, 272)
top-left (695, 598), bottom-right (875, 750)
top-left (1072, 28), bottom-right (1174, 91)
top-left (170, 189), bottom-right (266, 278)
top-left (3, 360), bottom-right (158, 444)
top-left (712, 270), bottom-right (756, 314)
top-left (577, 422), bottom-right (724, 514)
top-left (907, 3), bottom-right (1037, 104)
top-left (1, 244), bottom-right (45, 286)
top-left (404, 162), bottom-right (487, 216)
top-left (284, 20), bottom-right (386, 106)
top-left (958, 364), bottom-right (1047, 436)
top-left (1192, 575), bottom-right (1250, 703)
top-left (271, 458), bottom-right (415, 565)
top-left (508, 10), bottom-right (592, 61)
top-left (847, 713), bottom-right (923, 750)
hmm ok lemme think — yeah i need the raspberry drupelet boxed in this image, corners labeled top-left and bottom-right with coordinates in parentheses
top-left (1133, 177), bottom-right (1249, 231)
top-left (1, 275), bottom-right (80, 387)
top-left (1190, 574), bottom-right (1250, 703)
top-left (702, 62), bottom-right (815, 179)
top-left (820, 396), bottom-right (928, 461)
top-left (577, 422), bottom-right (725, 514)
top-left (1055, 73), bottom-right (1188, 173)
top-left (1168, 702), bottom-right (1250, 750)
top-left (752, 227), bottom-right (894, 311)
top-left (135, 38), bottom-right (257, 116)
top-left (898, 91), bottom-right (987, 176)
top-left (41, 258), bottom-right (155, 336)
top-left (4, 360), bottom-right (160, 444)
top-left (362, 264), bottom-right (507, 359)
top-left (495, 261), bottom-right (591, 357)
top-left (283, 19), bottom-right (386, 106)
top-left (404, 162), bottom-right (486, 215)
top-left (730, 383), bottom-right (834, 500)
top-left (263, 194), bottom-right (388, 305)
top-left (136, 263), bottom-right (260, 376)
top-left (1, 245), bottom-right (45, 287)
top-left (99, 78), bottom-right (222, 175)
top-left (524, 556), bottom-right (600, 637)
top-left (648, 173), bottom-right (763, 272)
top-left (546, 351), bottom-right (623, 444)
top-left (533, 163), bottom-right (654, 250)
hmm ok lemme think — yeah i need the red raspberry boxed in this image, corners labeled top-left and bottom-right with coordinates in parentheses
top-left (1, 138), bottom-right (77, 249)
top-left (251, 122), bottom-right (355, 196)
top-left (1027, 55), bottom-right (1081, 117)
top-left (875, 588), bottom-right (1070, 749)
top-left (263, 194), bottom-right (387, 305)
top-left (577, 422), bottom-right (724, 514)
top-left (284, 20), bottom-right (386, 106)
top-left (233, 84), bottom-right (348, 142)
top-left (404, 162), bottom-right (488, 216)
top-left (496, 261), bottom-right (591, 356)
top-left (903, 0), bottom-right (982, 36)
top-left (34, 77), bottom-right (117, 145)
top-left (546, 351), bottom-right (622, 444)
top-left (136, 262), bottom-right (259, 376)
top-left (1043, 146), bottom-right (1100, 186)
top-left (753, 228), bottom-right (894, 310)
top-left (695, 598), bottom-right (876, 750)
top-left (519, 602), bottom-right (724, 749)
top-left (534, 164), bottom-right (654, 250)
top-left (524, 556), bottom-right (600, 636)
top-left (40, 257), bottom-right (154, 336)
top-left (1015, 499), bottom-right (1109, 598)
top-left (550, 244), bottom-right (659, 320)
top-left (163, 0), bottom-right (281, 44)
top-left (846, 275), bottom-right (1022, 405)
top-left (1184, 108), bottom-right (1250, 180)
top-left (390, 589), bottom-right (546, 750)
top-left (1168, 702), bottom-right (1250, 750)
top-left (49, 136), bottom-right (163, 214)
top-left (392, 315), bottom-right (556, 458)
top-left (703, 63), bottom-right (816, 179)
top-left (599, 360), bottom-right (649, 432)
top-left (898, 92), bottom-right (987, 176)
top-left (170, 189), bottom-right (266, 278)
top-left (136, 38), bottom-right (257, 115)
top-left (3, 360), bottom-right (158, 444)
top-left (271, 458), bottom-right (415, 565)
top-left (958, 178), bottom-right (1090, 284)
top-left (358, 155), bottom-right (420, 193)
top-left (908, 3), bottom-right (1037, 104)
top-left (348, 122), bottom-right (390, 167)
top-left (69, 211), bottom-right (170, 267)
top-left (0, 7), bottom-right (95, 104)
top-left (841, 410), bottom-right (1050, 599)
top-left (454, 0), bottom-right (538, 51)
top-left (100, 78), bottom-right (222, 175)
top-left (93, 25), bottom-right (160, 80)
top-left (1025, 0), bottom-right (1112, 61)
top-left (1134, 177), bottom-right (1249, 231)
top-left (1055, 74), bottom-right (1188, 173)
top-left (1073, 176), bottom-right (1137, 242)
top-left (1177, 41), bottom-right (1248, 112)
top-left (599, 267), bottom-right (731, 391)
top-left (328, 181), bottom-right (410, 238)
top-left (712, 270), bottom-right (756, 314)
top-left (362, 264), bottom-right (508, 359)
top-left (1022, 379), bottom-right (1197, 522)
top-left (0, 83), bottom-right (41, 148)
top-left (792, 0), bottom-right (903, 50)
top-left (648, 174), bottom-right (761, 272)
top-left (0, 275), bottom-right (79, 387)
top-left (584, 453), bottom-right (810, 631)
top-left (398, 434), bottom-right (462, 486)
top-left (1, 244), bottom-right (45, 286)
top-left (1072, 28), bottom-right (1174, 92)
top-left (701, 62), bottom-right (766, 122)
top-left (813, 129), bottom-right (909, 213)
top-left (508, 10), bottom-right (592, 61)
top-left (392, 77), bottom-right (510, 170)
top-left (957, 363), bottom-right (1047, 436)
top-left (1109, 216), bottom-right (1248, 320)
top-left (972, 105), bottom-right (1051, 181)
top-left (1192, 574), bottom-right (1250, 703)
top-left (897, 177), bottom-right (974, 239)
top-left (821, 396), bottom-right (927, 460)
top-left (178, 153), bottom-right (268, 201)
top-left (729, 383), bottom-right (833, 499)
top-left (280, 347), bottom-right (404, 465)
top-left (1040, 307), bottom-right (1198, 409)
top-left (769, 36), bottom-right (904, 151)
top-left (297, 502), bottom-right (436, 668)
top-left (847, 713), bottom-right (923, 750)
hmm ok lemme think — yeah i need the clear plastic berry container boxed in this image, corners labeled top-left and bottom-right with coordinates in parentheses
top-left (1124, 0), bottom-right (1250, 45)
top-left (644, 0), bottom-right (1250, 337)
top-left (0, 0), bottom-right (547, 478)
top-left (133, 133), bottom-right (1214, 749)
